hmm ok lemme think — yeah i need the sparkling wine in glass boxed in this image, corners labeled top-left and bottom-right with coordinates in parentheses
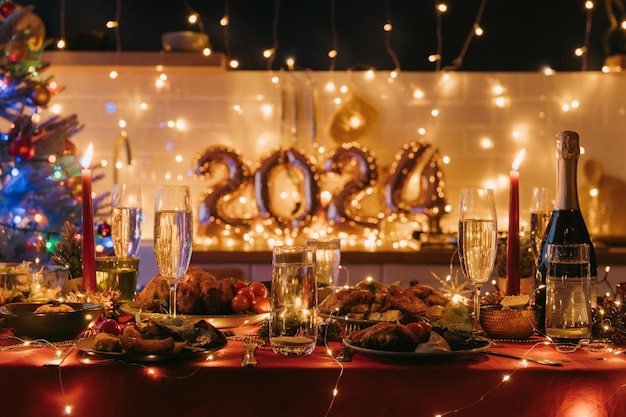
top-left (458, 188), bottom-right (498, 338)
top-left (111, 183), bottom-right (142, 258)
top-left (530, 187), bottom-right (553, 267)
top-left (154, 185), bottom-right (193, 318)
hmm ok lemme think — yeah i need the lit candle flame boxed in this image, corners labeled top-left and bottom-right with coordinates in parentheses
top-left (81, 144), bottom-right (94, 169)
top-left (512, 149), bottom-right (525, 171)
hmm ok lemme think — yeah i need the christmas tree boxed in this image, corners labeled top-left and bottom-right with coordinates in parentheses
top-left (0, 2), bottom-right (106, 263)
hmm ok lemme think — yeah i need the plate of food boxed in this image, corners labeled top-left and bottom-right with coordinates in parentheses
top-left (126, 267), bottom-right (270, 328)
top-left (318, 281), bottom-right (451, 327)
top-left (76, 317), bottom-right (228, 363)
top-left (119, 303), bottom-right (268, 328)
top-left (343, 321), bottom-right (489, 362)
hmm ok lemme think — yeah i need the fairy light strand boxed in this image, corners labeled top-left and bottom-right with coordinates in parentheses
top-left (57, 0), bottom-right (66, 49)
top-left (581, 1), bottom-right (594, 71)
top-left (383, 0), bottom-right (401, 75)
top-left (441, 0), bottom-right (488, 71)
top-left (265, 0), bottom-right (281, 71)
top-left (328, 0), bottom-right (338, 72)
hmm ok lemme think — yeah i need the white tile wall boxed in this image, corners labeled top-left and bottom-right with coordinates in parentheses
top-left (43, 62), bottom-right (626, 286)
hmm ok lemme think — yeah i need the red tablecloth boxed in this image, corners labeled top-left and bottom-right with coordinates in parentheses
top-left (1, 332), bottom-right (625, 417)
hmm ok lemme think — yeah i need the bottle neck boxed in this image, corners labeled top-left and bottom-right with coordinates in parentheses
top-left (554, 156), bottom-right (580, 210)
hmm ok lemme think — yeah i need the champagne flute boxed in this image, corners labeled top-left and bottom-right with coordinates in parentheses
top-left (154, 185), bottom-right (193, 318)
top-left (111, 183), bottom-right (142, 258)
top-left (530, 187), bottom-right (553, 275)
top-left (458, 188), bottom-right (498, 338)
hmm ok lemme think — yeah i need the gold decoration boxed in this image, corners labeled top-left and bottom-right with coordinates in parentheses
top-left (329, 92), bottom-right (379, 143)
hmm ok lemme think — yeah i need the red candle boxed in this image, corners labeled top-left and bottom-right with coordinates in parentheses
top-left (506, 149), bottom-right (525, 296)
top-left (81, 144), bottom-right (97, 291)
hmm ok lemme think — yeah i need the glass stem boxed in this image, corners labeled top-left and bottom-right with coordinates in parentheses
top-left (169, 282), bottom-right (178, 318)
top-left (473, 284), bottom-right (483, 337)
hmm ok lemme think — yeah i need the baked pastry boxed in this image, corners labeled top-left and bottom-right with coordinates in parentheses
top-left (349, 322), bottom-right (419, 352)
top-left (34, 303), bottom-right (74, 313)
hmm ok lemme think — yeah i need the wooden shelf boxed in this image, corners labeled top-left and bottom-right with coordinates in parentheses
top-left (191, 246), bottom-right (626, 266)
top-left (44, 51), bottom-right (226, 68)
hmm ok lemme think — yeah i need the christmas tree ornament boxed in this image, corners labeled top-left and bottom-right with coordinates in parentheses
top-left (31, 83), bottom-right (50, 106)
top-left (97, 221), bottom-right (111, 237)
top-left (65, 176), bottom-right (83, 198)
top-left (5, 37), bottom-right (27, 62)
top-left (0, 1), bottom-right (15, 18)
top-left (8, 134), bottom-right (34, 159)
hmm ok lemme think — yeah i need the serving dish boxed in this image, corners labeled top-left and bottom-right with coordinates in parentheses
top-left (343, 338), bottom-right (490, 362)
top-left (0, 302), bottom-right (103, 341)
top-left (76, 336), bottom-right (228, 363)
top-left (119, 302), bottom-right (268, 328)
top-left (0, 263), bottom-right (69, 305)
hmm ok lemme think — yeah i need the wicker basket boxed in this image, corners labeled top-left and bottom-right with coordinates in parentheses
top-left (480, 304), bottom-right (542, 340)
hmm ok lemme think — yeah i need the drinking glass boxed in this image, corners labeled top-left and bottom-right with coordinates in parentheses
top-left (270, 245), bottom-right (317, 356)
top-left (154, 185), bottom-right (193, 318)
top-left (530, 187), bottom-right (553, 270)
top-left (306, 238), bottom-right (345, 287)
top-left (545, 243), bottom-right (592, 341)
top-left (111, 183), bottom-right (142, 258)
top-left (458, 188), bottom-right (498, 338)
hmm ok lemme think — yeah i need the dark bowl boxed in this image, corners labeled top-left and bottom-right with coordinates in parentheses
top-left (0, 302), bottom-right (104, 341)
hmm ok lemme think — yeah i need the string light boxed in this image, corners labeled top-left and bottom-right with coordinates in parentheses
top-left (57, 0), bottom-right (66, 49)
top-left (383, 0), bottom-right (401, 76)
top-left (441, 0), bottom-right (488, 71)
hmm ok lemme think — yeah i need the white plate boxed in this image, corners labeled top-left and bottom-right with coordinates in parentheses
top-left (76, 336), bottom-right (227, 363)
top-left (343, 338), bottom-right (491, 361)
top-left (119, 303), bottom-right (268, 328)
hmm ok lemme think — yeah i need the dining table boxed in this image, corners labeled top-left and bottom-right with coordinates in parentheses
top-left (1, 324), bottom-right (625, 417)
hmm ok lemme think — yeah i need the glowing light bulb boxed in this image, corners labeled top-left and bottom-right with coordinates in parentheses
top-left (474, 25), bottom-right (484, 36)
top-left (220, 16), bottom-right (229, 26)
top-left (383, 23), bottom-right (392, 32)
top-left (229, 59), bottom-right (239, 69)
top-left (575, 47), bottom-right (587, 56)
top-left (118, 120), bottom-right (126, 128)
top-left (56, 39), bottom-right (66, 49)
top-left (365, 69), bottom-right (375, 79)
top-left (286, 57), bottom-right (295, 70)
top-left (188, 13), bottom-right (198, 24)
top-left (263, 48), bottom-right (274, 58)
top-left (109, 71), bottom-right (118, 79)
top-left (428, 54), bottom-right (441, 63)
top-left (328, 49), bottom-right (337, 58)
top-left (585, 1), bottom-right (594, 9)
top-left (203, 47), bottom-right (211, 56)
top-left (106, 20), bottom-right (119, 29)
top-left (437, 3), bottom-right (448, 13)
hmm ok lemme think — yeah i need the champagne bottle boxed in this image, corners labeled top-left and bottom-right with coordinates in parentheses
top-left (536, 131), bottom-right (597, 330)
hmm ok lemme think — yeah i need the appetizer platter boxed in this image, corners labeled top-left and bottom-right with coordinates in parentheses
top-left (77, 317), bottom-right (228, 363)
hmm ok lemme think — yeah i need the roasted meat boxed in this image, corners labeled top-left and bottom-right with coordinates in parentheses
top-left (319, 288), bottom-right (375, 315)
top-left (349, 322), bottom-right (419, 352)
top-left (135, 267), bottom-right (234, 314)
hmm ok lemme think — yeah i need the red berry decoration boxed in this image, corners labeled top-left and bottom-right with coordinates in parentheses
top-left (0, 1), bottom-right (16, 18)
top-left (8, 136), bottom-right (35, 160)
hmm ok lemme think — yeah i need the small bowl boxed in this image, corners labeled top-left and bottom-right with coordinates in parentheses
top-left (0, 302), bottom-right (104, 341)
top-left (480, 304), bottom-right (542, 340)
top-left (162, 31), bottom-right (209, 52)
